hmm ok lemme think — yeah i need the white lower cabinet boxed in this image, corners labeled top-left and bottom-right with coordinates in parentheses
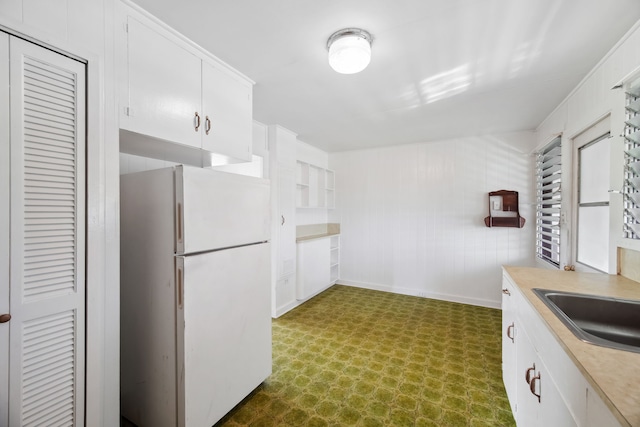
top-left (515, 326), bottom-right (576, 427)
top-left (297, 238), bottom-right (331, 300)
top-left (501, 277), bottom-right (518, 415)
top-left (586, 384), bottom-right (621, 427)
top-left (502, 272), bottom-right (619, 427)
top-left (296, 235), bottom-right (340, 301)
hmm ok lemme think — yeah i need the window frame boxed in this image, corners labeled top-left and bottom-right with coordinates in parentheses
top-left (535, 136), bottom-right (562, 267)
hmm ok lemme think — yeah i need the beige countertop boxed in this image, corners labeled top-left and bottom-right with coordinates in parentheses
top-left (296, 223), bottom-right (340, 243)
top-left (504, 266), bottom-right (640, 427)
top-left (295, 230), bottom-right (340, 243)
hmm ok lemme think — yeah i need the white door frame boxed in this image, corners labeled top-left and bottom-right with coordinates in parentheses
top-left (570, 116), bottom-right (612, 273)
top-left (0, 30), bottom-right (10, 427)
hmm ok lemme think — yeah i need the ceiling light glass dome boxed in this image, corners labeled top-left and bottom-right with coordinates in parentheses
top-left (327, 28), bottom-right (372, 74)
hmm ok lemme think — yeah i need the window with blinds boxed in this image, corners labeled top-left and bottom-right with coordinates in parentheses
top-left (624, 81), bottom-right (640, 240)
top-left (536, 137), bottom-right (562, 266)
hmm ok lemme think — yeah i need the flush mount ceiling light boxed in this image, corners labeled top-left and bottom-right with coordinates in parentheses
top-left (327, 28), bottom-right (372, 74)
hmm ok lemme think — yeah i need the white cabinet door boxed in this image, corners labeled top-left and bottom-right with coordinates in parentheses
top-left (7, 36), bottom-right (86, 426)
top-left (586, 385), bottom-right (620, 427)
top-left (297, 238), bottom-right (331, 300)
top-left (501, 276), bottom-right (517, 414)
top-left (124, 15), bottom-right (202, 148)
top-left (515, 321), bottom-right (576, 427)
top-left (515, 328), bottom-right (540, 427)
top-left (202, 61), bottom-right (252, 162)
top-left (536, 358), bottom-right (577, 427)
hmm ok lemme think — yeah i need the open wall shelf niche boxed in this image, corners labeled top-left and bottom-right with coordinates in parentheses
top-left (296, 160), bottom-right (335, 209)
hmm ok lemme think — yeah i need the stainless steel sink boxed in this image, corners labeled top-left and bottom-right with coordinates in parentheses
top-left (533, 288), bottom-right (640, 353)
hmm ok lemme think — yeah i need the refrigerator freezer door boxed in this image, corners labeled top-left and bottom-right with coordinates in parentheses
top-left (176, 166), bottom-right (270, 254)
top-left (176, 243), bottom-right (272, 427)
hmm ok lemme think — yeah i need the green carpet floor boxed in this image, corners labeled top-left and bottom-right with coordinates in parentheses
top-left (216, 285), bottom-right (516, 427)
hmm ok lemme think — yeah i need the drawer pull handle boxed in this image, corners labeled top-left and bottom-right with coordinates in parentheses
top-left (194, 112), bottom-right (201, 131)
top-left (525, 363), bottom-right (536, 384)
top-left (506, 323), bottom-right (515, 343)
top-left (529, 373), bottom-right (541, 402)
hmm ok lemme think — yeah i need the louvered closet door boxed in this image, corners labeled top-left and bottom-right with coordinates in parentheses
top-left (0, 32), bottom-right (11, 427)
top-left (7, 36), bottom-right (86, 426)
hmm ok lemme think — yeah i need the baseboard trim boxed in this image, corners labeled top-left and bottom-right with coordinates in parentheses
top-left (273, 300), bottom-right (299, 318)
top-left (337, 280), bottom-right (501, 310)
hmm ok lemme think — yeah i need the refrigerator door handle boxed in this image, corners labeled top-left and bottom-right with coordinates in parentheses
top-left (177, 265), bottom-right (184, 309)
top-left (177, 202), bottom-right (183, 245)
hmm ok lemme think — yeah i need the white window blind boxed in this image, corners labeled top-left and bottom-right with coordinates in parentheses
top-left (536, 137), bottom-right (562, 266)
top-left (624, 81), bottom-right (640, 239)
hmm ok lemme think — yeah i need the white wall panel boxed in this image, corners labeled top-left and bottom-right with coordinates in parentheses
top-left (0, 1), bottom-right (21, 24)
top-left (23, 0), bottom-right (67, 40)
top-left (331, 132), bottom-right (536, 308)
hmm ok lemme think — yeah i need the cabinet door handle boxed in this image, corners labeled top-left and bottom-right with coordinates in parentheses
top-left (281, 215), bottom-right (285, 226)
top-left (506, 322), bottom-right (515, 343)
top-left (529, 373), bottom-right (541, 402)
top-left (502, 288), bottom-right (511, 295)
top-left (0, 314), bottom-right (11, 323)
top-left (194, 112), bottom-right (201, 131)
top-left (525, 363), bottom-right (536, 384)
top-left (205, 116), bottom-right (212, 135)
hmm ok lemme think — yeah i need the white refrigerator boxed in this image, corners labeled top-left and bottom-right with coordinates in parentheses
top-left (120, 165), bottom-right (272, 427)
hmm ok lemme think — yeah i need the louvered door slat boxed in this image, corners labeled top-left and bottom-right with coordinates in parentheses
top-left (24, 72), bottom-right (75, 99)
top-left (23, 135), bottom-right (75, 152)
top-left (25, 145), bottom-right (75, 160)
top-left (25, 219), bottom-right (73, 233)
top-left (20, 311), bottom-right (76, 426)
top-left (24, 163), bottom-right (76, 176)
top-left (25, 116), bottom-right (76, 135)
top-left (26, 227), bottom-right (74, 236)
top-left (23, 376), bottom-right (72, 407)
top-left (24, 342), bottom-right (74, 370)
top-left (25, 194), bottom-right (75, 204)
top-left (25, 123), bottom-right (75, 141)
top-left (24, 90), bottom-right (75, 112)
top-left (26, 100), bottom-right (75, 118)
top-left (24, 58), bottom-right (76, 85)
top-left (8, 36), bottom-right (86, 426)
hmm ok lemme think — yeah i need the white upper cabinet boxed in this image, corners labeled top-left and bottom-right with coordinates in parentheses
top-left (124, 15), bottom-right (202, 149)
top-left (118, 2), bottom-right (253, 162)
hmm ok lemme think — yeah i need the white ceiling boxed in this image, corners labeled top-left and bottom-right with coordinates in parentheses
top-left (131, 0), bottom-right (640, 152)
